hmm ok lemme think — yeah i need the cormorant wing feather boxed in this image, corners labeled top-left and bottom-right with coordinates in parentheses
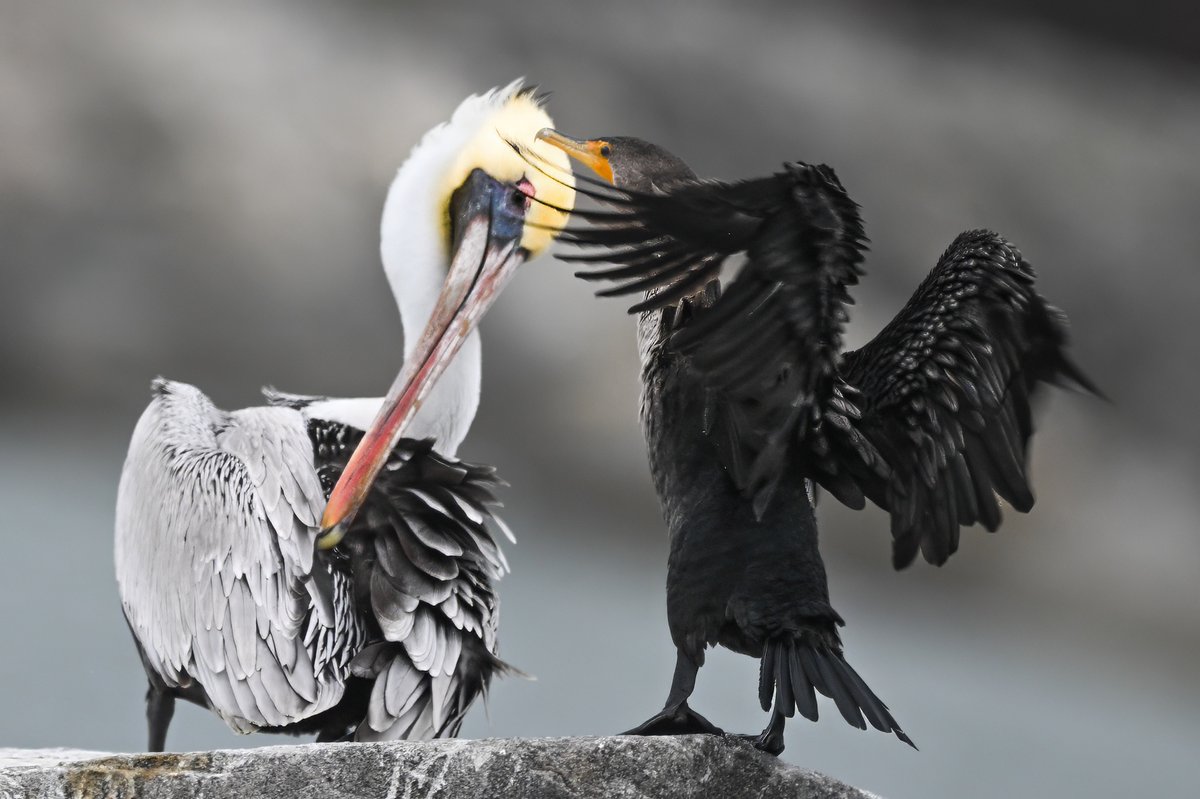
top-left (558, 163), bottom-right (869, 513)
top-left (837, 230), bottom-right (1099, 568)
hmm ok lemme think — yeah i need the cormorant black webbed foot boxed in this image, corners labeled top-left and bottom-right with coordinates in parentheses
top-left (622, 702), bottom-right (725, 737)
top-left (625, 650), bottom-right (722, 736)
top-left (734, 708), bottom-right (786, 756)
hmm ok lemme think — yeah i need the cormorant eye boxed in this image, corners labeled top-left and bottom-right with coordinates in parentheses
top-left (599, 144), bottom-right (612, 158)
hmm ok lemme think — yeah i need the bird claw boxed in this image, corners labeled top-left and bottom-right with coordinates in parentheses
top-left (733, 729), bottom-right (786, 756)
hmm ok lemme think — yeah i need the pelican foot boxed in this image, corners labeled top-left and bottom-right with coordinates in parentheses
top-left (316, 726), bottom-right (355, 743)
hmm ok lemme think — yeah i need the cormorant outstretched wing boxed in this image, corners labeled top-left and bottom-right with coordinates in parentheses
top-left (547, 163), bottom-right (886, 514)
top-left (546, 169), bottom-right (1097, 568)
top-left (837, 230), bottom-right (1098, 567)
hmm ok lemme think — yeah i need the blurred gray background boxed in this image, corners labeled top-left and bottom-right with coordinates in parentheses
top-left (2, 1), bottom-right (1197, 797)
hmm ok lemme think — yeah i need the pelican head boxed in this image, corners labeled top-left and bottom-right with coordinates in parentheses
top-left (534, 129), bottom-right (696, 192)
top-left (319, 82), bottom-right (575, 547)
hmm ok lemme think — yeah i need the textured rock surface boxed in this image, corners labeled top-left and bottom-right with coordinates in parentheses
top-left (0, 736), bottom-right (878, 799)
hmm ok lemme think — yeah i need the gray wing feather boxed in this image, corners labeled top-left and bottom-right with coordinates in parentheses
top-left (114, 380), bottom-right (361, 733)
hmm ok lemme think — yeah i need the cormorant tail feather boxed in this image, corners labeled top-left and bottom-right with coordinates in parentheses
top-left (759, 636), bottom-right (916, 748)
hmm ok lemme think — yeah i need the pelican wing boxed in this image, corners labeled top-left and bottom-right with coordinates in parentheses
top-left (555, 163), bottom-right (875, 513)
top-left (837, 231), bottom-right (1099, 568)
top-left (301, 414), bottom-right (512, 740)
top-left (115, 380), bottom-right (357, 733)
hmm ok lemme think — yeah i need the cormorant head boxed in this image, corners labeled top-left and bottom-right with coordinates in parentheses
top-left (534, 130), bottom-right (696, 191)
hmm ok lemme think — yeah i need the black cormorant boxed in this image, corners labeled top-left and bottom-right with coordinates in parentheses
top-left (526, 130), bottom-right (1097, 754)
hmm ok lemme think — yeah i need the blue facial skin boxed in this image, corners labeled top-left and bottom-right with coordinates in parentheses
top-left (488, 173), bottom-right (531, 246)
top-left (449, 168), bottom-right (529, 253)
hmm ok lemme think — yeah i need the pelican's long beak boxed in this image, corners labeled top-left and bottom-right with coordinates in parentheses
top-left (536, 128), bottom-right (614, 184)
top-left (317, 169), bottom-right (529, 548)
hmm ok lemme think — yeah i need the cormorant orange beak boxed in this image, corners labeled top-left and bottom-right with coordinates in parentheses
top-left (317, 169), bottom-right (529, 549)
top-left (536, 128), bottom-right (614, 184)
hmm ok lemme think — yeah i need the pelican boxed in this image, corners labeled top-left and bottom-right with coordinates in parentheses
top-left (530, 131), bottom-right (1097, 754)
top-left (114, 82), bottom-right (574, 751)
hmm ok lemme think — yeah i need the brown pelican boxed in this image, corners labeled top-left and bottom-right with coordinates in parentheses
top-left (528, 131), bottom-right (1097, 754)
top-left (114, 82), bottom-right (574, 751)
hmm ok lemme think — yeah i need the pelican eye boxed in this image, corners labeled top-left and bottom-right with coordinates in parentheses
top-left (510, 177), bottom-right (535, 211)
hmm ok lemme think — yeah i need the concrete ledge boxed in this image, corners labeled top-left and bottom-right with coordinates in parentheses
top-left (0, 735), bottom-right (879, 799)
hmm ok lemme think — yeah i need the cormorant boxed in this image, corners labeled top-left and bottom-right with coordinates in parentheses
top-left (528, 129), bottom-right (1097, 754)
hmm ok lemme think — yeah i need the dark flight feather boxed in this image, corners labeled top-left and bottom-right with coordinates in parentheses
top-left (551, 155), bottom-right (1097, 567)
top-left (546, 160), bottom-right (872, 513)
top-left (840, 230), bottom-right (1100, 568)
